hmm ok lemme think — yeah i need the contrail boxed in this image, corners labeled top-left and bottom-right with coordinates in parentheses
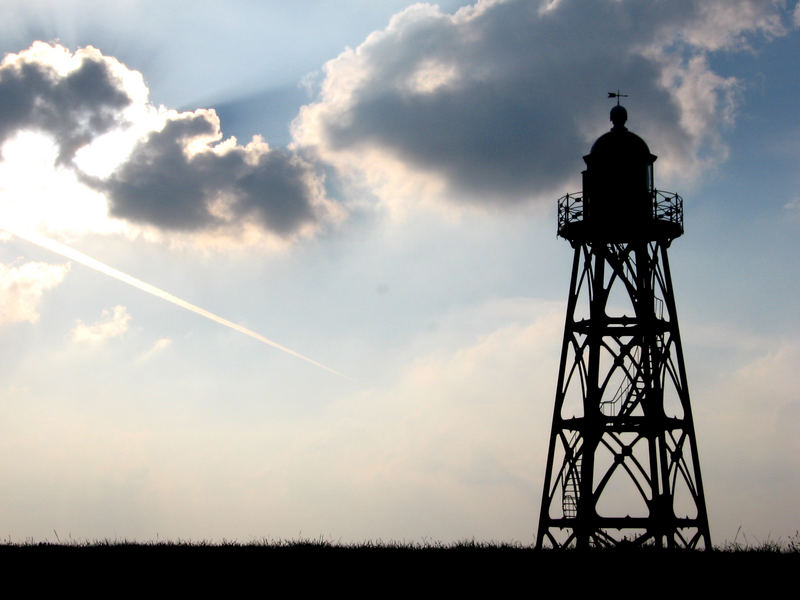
top-left (7, 227), bottom-right (351, 380)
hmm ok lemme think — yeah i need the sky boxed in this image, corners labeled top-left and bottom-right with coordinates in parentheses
top-left (0, 0), bottom-right (798, 545)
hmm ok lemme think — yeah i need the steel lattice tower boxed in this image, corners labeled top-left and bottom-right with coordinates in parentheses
top-left (536, 103), bottom-right (711, 549)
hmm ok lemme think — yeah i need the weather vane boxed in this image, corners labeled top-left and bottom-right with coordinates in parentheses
top-left (608, 90), bottom-right (629, 105)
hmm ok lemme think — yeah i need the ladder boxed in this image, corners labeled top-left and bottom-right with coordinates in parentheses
top-left (562, 433), bottom-right (581, 518)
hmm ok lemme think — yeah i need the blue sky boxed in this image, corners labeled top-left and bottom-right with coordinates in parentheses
top-left (0, 0), bottom-right (798, 545)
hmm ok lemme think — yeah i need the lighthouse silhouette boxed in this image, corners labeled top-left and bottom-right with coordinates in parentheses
top-left (536, 98), bottom-right (711, 549)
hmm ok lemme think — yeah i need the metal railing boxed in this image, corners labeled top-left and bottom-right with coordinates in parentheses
top-left (653, 190), bottom-right (683, 230)
top-left (557, 192), bottom-right (583, 232)
top-left (557, 189), bottom-right (684, 235)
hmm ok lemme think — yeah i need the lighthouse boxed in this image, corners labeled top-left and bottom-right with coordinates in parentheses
top-left (536, 100), bottom-right (711, 549)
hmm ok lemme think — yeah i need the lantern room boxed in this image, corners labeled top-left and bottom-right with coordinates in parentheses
top-left (557, 105), bottom-right (683, 243)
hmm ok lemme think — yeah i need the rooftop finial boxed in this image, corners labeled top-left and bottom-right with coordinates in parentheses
top-left (608, 90), bottom-right (629, 130)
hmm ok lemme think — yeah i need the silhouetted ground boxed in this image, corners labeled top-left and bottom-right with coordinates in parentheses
top-left (1, 540), bottom-right (797, 591)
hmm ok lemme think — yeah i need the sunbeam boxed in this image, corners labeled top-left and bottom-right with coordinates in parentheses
top-left (6, 227), bottom-right (351, 380)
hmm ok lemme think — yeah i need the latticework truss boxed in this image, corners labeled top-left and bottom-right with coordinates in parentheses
top-left (536, 241), bottom-right (711, 549)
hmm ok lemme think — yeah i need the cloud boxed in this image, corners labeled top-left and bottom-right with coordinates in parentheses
top-left (293, 0), bottom-right (793, 209)
top-left (0, 297), bottom-right (564, 542)
top-left (0, 43), bottom-right (131, 164)
top-left (0, 260), bottom-right (70, 325)
top-left (2, 3), bottom-right (793, 243)
top-left (72, 305), bottom-right (131, 343)
top-left (785, 196), bottom-right (800, 218)
top-left (0, 42), bottom-right (341, 246)
top-left (696, 339), bottom-right (800, 540)
top-left (135, 337), bottom-right (172, 363)
top-left (275, 298), bottom-right (564, 541)
top-left (90, 110), bottom-right (339, 241)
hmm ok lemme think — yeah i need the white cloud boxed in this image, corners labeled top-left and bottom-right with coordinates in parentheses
top-left (72, 305), bottom-right (131, 344)
top-left (785, 196), bottom-right (800, 217)
top-left (293, 0), bottom-right (794, 211)
top-left (267, 298), bottom-right (564, 541)
top-left (135, 337), bottom-right (172, 363)
top-left (0, 297), bottom-right (565, 542)
top-left (0, 130), bottom-right (131, 240)
top-left (0, 260), bottom-right (70, 325)
top-left (2, 288), bottom-right (797, 543)
top-left (696, 339), bottom-right (800, 542)
top-left (674, 0), bottom-right (789, 51)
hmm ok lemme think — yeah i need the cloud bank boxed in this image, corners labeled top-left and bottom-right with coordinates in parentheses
top-left (0, 42), bottom-right (339, 246)
top-left (1, 2), bottom-right (794, 242)
top-left (696, 338), bottom-right (800, 539)
top-left (293, 0), bottom-right (793, 208)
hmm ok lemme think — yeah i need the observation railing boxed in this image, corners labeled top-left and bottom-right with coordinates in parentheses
top-left (557, 190), bottom-right (684, 238)
top-left (652, 190), bottom-right (683, 232)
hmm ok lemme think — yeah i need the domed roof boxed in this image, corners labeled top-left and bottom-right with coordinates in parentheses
top-left (587, 105), bottom-right (654, 164)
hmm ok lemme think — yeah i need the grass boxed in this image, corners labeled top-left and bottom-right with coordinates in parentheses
top-left (1, 534), bottom-right (796, 590)
top-left (715, 528), bottom-right (800, 553)
top-left (0, 535), bottom-right (536, 554)
top-left (3, 531), bottom-right (799, 552)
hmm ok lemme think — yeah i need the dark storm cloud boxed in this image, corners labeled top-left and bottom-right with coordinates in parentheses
top-left (94, 111), bottom-right (326, 237)
top-left (294, 0), bottom-right (792, 204)
top-left (0, 48), bottom-right (130, 163)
